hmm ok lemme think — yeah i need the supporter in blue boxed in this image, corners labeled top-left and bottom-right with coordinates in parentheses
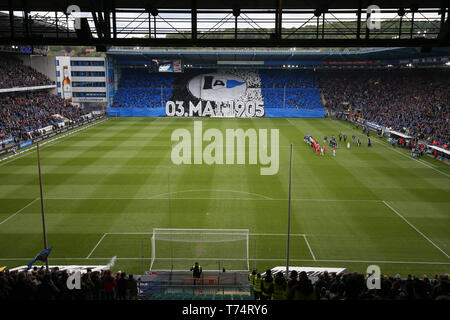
top-left (0, 92), bottom-right (86, 143)
top-left (319, 68), bottom-right (449, 148)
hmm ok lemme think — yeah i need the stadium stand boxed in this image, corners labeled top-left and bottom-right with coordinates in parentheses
top-left (0, 268), bottom-right (448, 300)
top-left (259, 70), bottom-right (322, 109)
top-left (319, 68), bottom-right (450, 148)
top-left (112, 69), bottom-right (174, 109)
top-left (0, 92), bottom-right (86, 143)
top-left (111, 69), bottom-right (324, 116)
top-left (0, 55), bottom-right (53, 89)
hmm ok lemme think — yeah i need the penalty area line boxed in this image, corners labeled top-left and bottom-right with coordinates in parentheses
top-left (0, 198), bottom-right (39, 226)
top-left (303, 235), bottom-right (317, 261)
top-left (86, 233), bottom-right (108, 259)
top-left (382, 200), bottom-right (449, 259)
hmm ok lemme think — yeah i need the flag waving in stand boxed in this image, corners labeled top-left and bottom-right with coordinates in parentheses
top-left (27, 246), bottom-right (53, 269)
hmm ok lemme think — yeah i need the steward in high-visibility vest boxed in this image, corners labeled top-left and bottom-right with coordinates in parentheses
top-left (271, 272), bottom-right (287, 300)
top-left (261, 269), bottom-right (274, 300)
top-left (253, 274), bottom-right (262, 300)
top-left (249, 269), bottom-right (257, 287)
top-left (190, 262), bottom-right (202, 285)
top-left (248, 268), bottom-right (257, 296)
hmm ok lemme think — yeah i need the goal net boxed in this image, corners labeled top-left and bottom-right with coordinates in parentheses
top-left (150, 228), bottom-right (249, 271)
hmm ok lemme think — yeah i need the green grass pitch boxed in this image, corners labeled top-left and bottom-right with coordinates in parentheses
top-left (0, 117), bottom-right (449, 276)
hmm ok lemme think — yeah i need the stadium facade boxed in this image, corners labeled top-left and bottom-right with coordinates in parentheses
top-left (55, 56), bottom-right (107, 106)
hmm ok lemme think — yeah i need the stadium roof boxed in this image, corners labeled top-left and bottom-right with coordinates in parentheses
top-left (1, 0), bottom-right (449, 48)
top-left (1, 1), bottom-right (446, 10)
top-left (107, 47), bottom-right (450, 64)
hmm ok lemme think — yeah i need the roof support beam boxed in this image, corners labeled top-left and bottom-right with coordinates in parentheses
top-left (8, 0), bottom-right (14, 39)
top-left (191, 0), bottom-right (197, 42)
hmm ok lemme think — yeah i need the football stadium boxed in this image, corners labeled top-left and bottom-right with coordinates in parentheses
top-left (0, 0), bottom-right (449, 305)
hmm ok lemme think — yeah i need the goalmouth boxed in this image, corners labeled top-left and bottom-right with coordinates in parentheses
top-left (150, 228), bottom-right (250, 271)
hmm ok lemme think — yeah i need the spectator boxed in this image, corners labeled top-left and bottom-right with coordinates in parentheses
top-left (117, 272), bottom-right (128, 300)
top-left (102, 270), bottom-right (116, 300)
top-left (0, 56), bottom-right (52, 89)
top-left (127, 274), bottom-right (138, 300)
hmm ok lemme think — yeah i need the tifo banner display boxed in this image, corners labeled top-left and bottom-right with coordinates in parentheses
top-left (166, 70), bottom-right (265, 118)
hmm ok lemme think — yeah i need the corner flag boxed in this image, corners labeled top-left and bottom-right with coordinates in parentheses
top-left (27, 246), bottom-right (53, 269)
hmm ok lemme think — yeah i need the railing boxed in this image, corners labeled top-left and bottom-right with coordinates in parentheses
top-left (138, 282), bottom-right (251, 299)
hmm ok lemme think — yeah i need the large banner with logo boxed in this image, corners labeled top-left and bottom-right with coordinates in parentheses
top-left (165, 70), bottom-right (265, 118)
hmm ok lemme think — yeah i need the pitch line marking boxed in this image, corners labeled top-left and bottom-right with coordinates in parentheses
top-left (148, 189), bottom-right (273, 200)
top-left (105, 232), bottom-right (307, 236)
top-left (1, 257), bottom-right (450, 265)
top-left (0, 198), bottom-right (39, 226)
top-left (382, 201), bottom-right (449, 259)
top-left (303, 235), bottom-right (317, 261)
top-left (86, 233), bottom-right (108, 259)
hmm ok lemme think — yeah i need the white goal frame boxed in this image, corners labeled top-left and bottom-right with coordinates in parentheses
top-left (150, 228), bottom-right (250, 271)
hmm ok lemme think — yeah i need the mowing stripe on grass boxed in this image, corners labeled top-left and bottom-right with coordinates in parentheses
top-left (373, 139), bottom-right (450, 178)
top-left (105, 232), bottom-right (306, 236)
top-left (41, 196), bottom-right (382, 202)
top-left (0, 198), bottom-right (39, 226)
top-left (382, 200), bottom-right (449, 259)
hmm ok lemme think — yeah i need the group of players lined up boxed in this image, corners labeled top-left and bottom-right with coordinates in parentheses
top-left (304, 130), bottom-right (372, 157)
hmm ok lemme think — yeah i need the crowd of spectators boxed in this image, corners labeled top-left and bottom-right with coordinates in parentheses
top-left (0, 91), bottom-right (85, 143)
top-left (254, 269), bottom-right (449, 301)
top-left (319, 68), bottom-right (450, 148)
top-left (0, 56), bottom-right (53, 89)
top-left (0, 267), bottom-right (138, 300)
top-left (2, 266), bottom-right (448, 300)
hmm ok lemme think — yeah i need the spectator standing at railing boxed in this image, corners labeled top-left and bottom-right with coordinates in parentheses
top-left (190, 262), bottom-right (202, 285)
top-left (117, 272), bottom-right (128, 300)
top-left (271, 272), bottom-right (287, 300)
top-left (285, 270), bottom-right (298, 300)
top-left (248, 268), bottom-right (257, 297)
top-left (102, 270), bottom-right (116, 300)
top-left (260, 269), bottom-right (273, 300)
top-left (127, 274), bottom-right (138, 300)
top-left (253, 273), bottom-right (262, 300)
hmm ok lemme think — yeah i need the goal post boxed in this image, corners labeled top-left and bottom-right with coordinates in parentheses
top-left (150, 228), bottom-right (250, 271)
